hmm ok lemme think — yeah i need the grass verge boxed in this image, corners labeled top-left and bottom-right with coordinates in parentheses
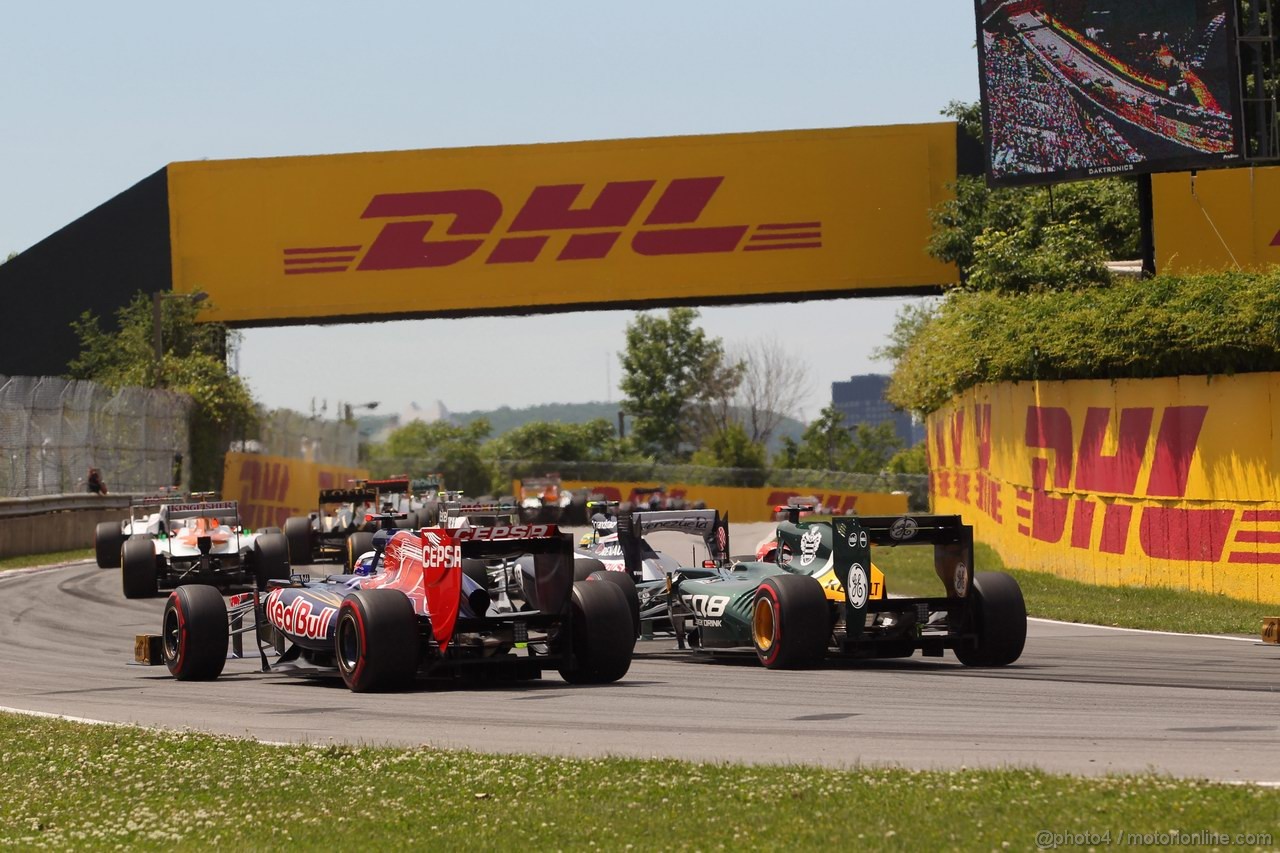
top-left (1, 713), bottom-right (1276, 850)
top-left (872, 544), bottom-right (1276, 635)
top-left (0, 549), bottom-right (93, 571)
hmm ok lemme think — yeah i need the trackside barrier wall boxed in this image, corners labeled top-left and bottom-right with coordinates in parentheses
top-left (222, 452), bottom-right (368, 530)
top-left (926, 375), bottom-right (1280, 603)
top-left (0, 495), bottom-right (132, 559)
top-left (560, 480), bottom-right (907, 524)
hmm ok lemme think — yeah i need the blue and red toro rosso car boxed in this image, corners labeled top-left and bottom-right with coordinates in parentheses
top-left (139, 518), bottom-right (636, 692)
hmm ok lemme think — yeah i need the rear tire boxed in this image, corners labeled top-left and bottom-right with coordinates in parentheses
top-left (558, 580), bottom-right (635, 684)
top-left (121, 537), bottom-right (159, 599)
top-left (573, 556), bottom-right (607, 583)
top-left (588, 570), bottom-right (640, 638)
top-left (253, 532), bottom-right (291, 590)
top-left (335, 589), bottom-right (420, 691)
top-left (954, 572), bottom-right (1026, 667)
top-left (751, 574), bottom-right (829, 669)
top-left (283, 516), bottom-right (313, 565)
top-left (345, 531), bottom-right (375, 570)
top-left (162, 585), bottom-right (228, 680)
top-left (95, 521), bottom-right (126, 569)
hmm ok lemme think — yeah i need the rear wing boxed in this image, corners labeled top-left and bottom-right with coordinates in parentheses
top-left (616, 509), bottom-right (730, 581)
top-left (318, 487), bottom-right (376, 505)
top-left (129, 490), bottom-right (184, 508)
top-left (161, 499), bottom-right (240, 522)
top-left (832, 515), bottom-right (974, 640)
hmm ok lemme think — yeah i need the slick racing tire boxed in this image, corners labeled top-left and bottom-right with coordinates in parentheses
top-left (572, 556), bottom-right (607, 583)
top-left (345, 531), bottom-right (375, 571)
top-left (283, 516), bottom-right (313, 565)
top-left (558, 580), bottom-right (635, 685)
top-left (418, 500), bottom-right (440, 527)
top-left (162, 585), bottom-right (228, 680)
top-left (752, 574), bottom-right (829, 669)
top-left (588, 570), bottom-right (640, 638)
top-left (95, 521), bottom-right (126, 569)
top-left (336, 589), bottom-right (420, 692)
top-left (253, 533), bottom-right (291, 590)
top-left (121, 537), bottom-right (159, 599)
top-left (953, 571), bottom-right (1027, 667)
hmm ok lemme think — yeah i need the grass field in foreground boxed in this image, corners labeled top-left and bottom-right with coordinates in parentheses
top-left (1, 714), bottom-right (1276, 851)
top-left (0, 548), bottom-right (92, 571)
top-left (872, 543), bottom-right (1276, 635)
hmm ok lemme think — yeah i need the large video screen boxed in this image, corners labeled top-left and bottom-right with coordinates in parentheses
top-left (976, 0), bottom-right (1242, 186)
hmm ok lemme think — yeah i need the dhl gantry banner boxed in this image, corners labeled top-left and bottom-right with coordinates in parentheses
top-left (1153, 166), bottom-right (1280, 273)
top-left (222, 452), bottom-right (368, 530)
top-left (166, 124), bottom-right (958, 324)
top-left (928, 375), bottom-right (1280, 603)
top-left (562, 481), bottom-right (907, 524)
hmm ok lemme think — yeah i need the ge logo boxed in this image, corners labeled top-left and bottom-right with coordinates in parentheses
top-left (846, 563), bottom-right (869, 608)
top-left (889, 517), bottom-right (918, 541)
top-left (847, 530), bottom-right (868, 548)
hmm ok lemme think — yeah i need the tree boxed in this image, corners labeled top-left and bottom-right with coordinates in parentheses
top-left (887, 441), bottom-right (928, 475)
top-left (619, 308), bottom-right (742, 460)
top-left (774, 404), bottom-right (903, 473)
top-left (724, 340), bottom-right (810, 446)
top-left (368, 418), bottom-right (493, 495)
top-left (67, 292), bottom-right (256, 489)
top-left (690, 422), bottom-right (767, 472)
top-left (483, 418), bottom-right (635, 464)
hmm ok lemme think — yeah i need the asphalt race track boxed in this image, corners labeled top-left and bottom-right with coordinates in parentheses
top-left (3, 540), bottom-right (1279, 782)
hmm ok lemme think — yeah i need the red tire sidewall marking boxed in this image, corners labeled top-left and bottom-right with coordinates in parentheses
top-left (341, 601), bottom-right (368, 687)
top-left (172, 592), bottom-right (188, 677)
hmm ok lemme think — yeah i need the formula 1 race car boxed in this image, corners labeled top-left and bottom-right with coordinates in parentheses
top-left (666, 512), bottom-right (1026, 669)
top-left (140, 518), bottom-right (636, 692)
top-left (94, 489), bottom-right (184, 568)
top-left (120, 499), bottom-right (291, 599)
top-left (577, 508), bottom-right (732, 635)
top-left (283, 485), bottom-right (378, 568)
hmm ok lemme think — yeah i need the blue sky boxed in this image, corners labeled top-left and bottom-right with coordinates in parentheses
top-left (5, 1), bottom-right (979, 422)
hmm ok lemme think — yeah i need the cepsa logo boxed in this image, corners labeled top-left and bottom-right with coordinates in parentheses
top-left (282, 177), bottom-right (822, 275)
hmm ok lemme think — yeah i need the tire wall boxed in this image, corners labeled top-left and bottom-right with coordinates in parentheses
top-left (926, 374), bottom-right (1280, 604)
top-left (556, 480), bottom-right (907, 523)
top-left (222, 452), bottom-right (368, 531)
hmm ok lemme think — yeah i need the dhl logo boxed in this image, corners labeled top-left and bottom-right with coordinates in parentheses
top-left (282, 177), bottom-right (821, 275)
top-left (934, 402), bottom-right (1280, 566)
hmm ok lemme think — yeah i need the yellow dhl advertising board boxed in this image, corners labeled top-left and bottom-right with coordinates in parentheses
top-left (926, 375), bottom-right (1280, 603)
top-left (561, 481), bottom-right (907, 524)
top-left (222, 452), bottom-right (368, 530)
top-left (1153, 166), bottom-right (1280, 273)
top-left (166, 124), bottom-right (958, 324)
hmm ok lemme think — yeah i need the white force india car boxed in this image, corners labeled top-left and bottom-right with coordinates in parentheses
top-left (120, 499), bottom-right (290, 599)
top-left (94, 490), bottom-right (185, 568)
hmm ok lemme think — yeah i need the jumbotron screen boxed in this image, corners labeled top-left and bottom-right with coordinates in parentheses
top-left (976, 0), bottom-right (1242, 185)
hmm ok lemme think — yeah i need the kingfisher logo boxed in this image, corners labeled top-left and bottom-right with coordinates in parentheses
top-left (282, 177), bottom-right (822, 275)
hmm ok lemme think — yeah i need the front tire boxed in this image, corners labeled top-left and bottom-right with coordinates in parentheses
top-left (162, 585), bottom-right (228, 680)
top-left (121, 537), bottom-right (159, 599)
top-left (95, 522), bottom-right (126, 569)
top-left (954, 572), bottom-right (1026, 667)
top-left (558, 580), bottom-right (635, 684)
top-left (283, 516), bottom-right (313, 564)
top-left (751, 574), bottom-right (829, 669)
top-left (335, 590), bottom-right (420, 692)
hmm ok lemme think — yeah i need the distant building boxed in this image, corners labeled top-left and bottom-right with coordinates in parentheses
top-left (831, 374), bottom-right (923, 447)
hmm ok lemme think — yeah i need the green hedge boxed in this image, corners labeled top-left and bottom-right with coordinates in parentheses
top-left (888, 271), bottom-right (1280, 414)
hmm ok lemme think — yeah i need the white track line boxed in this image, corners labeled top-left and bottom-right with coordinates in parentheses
top-left (1029, 617), bottom-right (1264, 644)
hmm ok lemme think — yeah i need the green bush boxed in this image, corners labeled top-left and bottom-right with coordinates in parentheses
top-left (887, 270), bottom-right (1280, 415)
